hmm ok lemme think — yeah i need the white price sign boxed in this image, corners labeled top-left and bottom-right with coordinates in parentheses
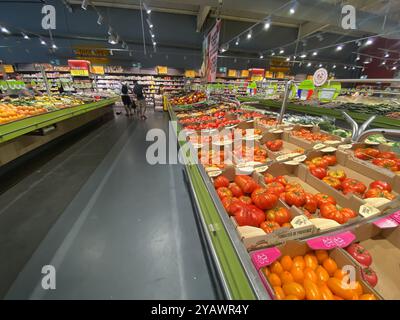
top-left (359, 205), bottom-right (380, 218)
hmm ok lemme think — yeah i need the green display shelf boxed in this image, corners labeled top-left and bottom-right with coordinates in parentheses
top-left (239, 97), bottom-right (400, 129)
top-left (0, 97), bottom-right (118, 143)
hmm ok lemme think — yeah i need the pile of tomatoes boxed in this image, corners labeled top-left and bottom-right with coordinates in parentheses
top-left (257, 117), bottom-right (278, 127)
top-left (265, 139), bottom-right (283, 152)
top-left (263, 250), bottom-right (377, 300)
top-left (199, 150), bottom-right (226, 167)
top-left (170, 91), bottom-right (206, 106)
top-left (241, 111), bottom-right (264, 120)
top-left (263, 172), bottom-right (357, 224)
top-left (233, 146), bottom-right (268, 163)
top-left (292, 129), bottom-right (331, 142)
top-left (214, 175), bottom-right (292, 233)
top-left (307, 155), bottom-right (396, 200)
top-left (354, 147), bottom-right (400, 173)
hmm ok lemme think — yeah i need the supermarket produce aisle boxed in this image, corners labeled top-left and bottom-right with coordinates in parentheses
top-left (4, 110), bottom-right (216, 299)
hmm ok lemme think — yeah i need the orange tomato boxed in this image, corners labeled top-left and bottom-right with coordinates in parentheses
top-left (304, 279), bottom-right (322, 300)
top-left (268, 273), bottom-right (282, 287)
top-left (283, 282), bottom-right (306, 300)
top-left (315, 250), bottom-right (329, 264)
top-left (270, 261), bottom-right (284, 275)
top-left (290, 266), bottom-right (305, 284)
top-left (293, 256), bottom-right (305, 270)
top-left (285, 295), bottom-right (299, 300)
top-left (333, 268), bottom-right (347, 280)
top-left (315, 266), bottom-right (330, 283)
top-left (327, 278), bottom-right (355, 300)
top-left (319, 283), bottom-right (334, 300)
top-left (304, 254), bottom-right (318, 270)
top-left (280, 271), bottom-right (294, 285)
top-left (323, 258), bottom-right (338, 276)
top-left (303, 267), bottom-right (318, 283)
top-left (274, 286), bottom-right (285, 300)
top-left (359, 294), bottom-right (376, 300)
top-left (280, 255), bottom-right (293, 271)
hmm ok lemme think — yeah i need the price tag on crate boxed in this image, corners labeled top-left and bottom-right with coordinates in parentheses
top-left (254, 165), bottom-right (269, 173)
top-left (338, 144), bottom-right (353, 150)
top-left (293, 155), bottom-right (307, 162)
top-left (250, 248), bottom-right (281, 270)
top-left (291, 215), bottom-right (313, 229)
top-left (307, 231), bottom-right (355, 250)
top-left (359, 204), bottom-right (381, 218)
top-left (313, 143), bottom-right (325, 150)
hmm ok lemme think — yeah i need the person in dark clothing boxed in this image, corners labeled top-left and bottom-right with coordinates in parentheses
top-left (58, 83), bottom-right (65, 95)
top-left (121, 83), bottom-right (133, 117)
top-left (133, 80), bottom-right (147, 120)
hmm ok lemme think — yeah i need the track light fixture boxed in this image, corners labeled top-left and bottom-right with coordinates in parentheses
top-left (143, 2), bottom-right (151, 14)
top-left (97, 14), bottom-right (103, 25)
top-left (81, 0), bottom-right (88, 10)
top-left (247, 31), bottom-right (252, 39)
top-left (146, 18), bottom-right (153, 28)
top-left (22, 32), bottom-right (29, 39)
top-left (0, 26), bottom-right (10, 34)
top-left (235, 38), bottom-right (239, 45)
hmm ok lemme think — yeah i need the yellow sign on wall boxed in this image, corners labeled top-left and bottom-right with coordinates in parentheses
top-left (91, 65), bottom-right (105, 75)
top-left (265, 71), bottom-right (273, 78)
top-left (276, 72), bottom-right (286, 79)
top-left (70, 69), bottom-right (89, 77)
top-left (157, 66), bottom-right (168, 75)
top-left (241, 70), bottom-right (249, 78)
top-left (228, 69), bottom-right (237, 77)
top-left (185, 70), bottom-right (196, 78)
top-left (3, 65), bottom-right (14, 73)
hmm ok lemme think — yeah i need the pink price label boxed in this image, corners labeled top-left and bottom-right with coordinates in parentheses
top-left (373, 216), bottom-right (399, 229)
top-left (390, 211), bottom-right (400, 224)
top-left (250, 247), bottom-right (281, 270)
top-left (307, 231), bottom-right (355, 250)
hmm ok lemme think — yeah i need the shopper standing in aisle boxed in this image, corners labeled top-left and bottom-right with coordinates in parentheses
top-left (133, 80), bottom-right (147, 120)
top-left (120, 82), bottom-right (133, 117)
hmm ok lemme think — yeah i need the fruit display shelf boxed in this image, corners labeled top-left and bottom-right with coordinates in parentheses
top-left (168, 99), bottom-right (400, 300)
top-left (0, 97), bottom-right (117, 143)
top-left (238, 97), bottom-right (400, 130)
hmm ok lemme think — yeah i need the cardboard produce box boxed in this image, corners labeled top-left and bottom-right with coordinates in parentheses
top-left (283, 125), bottom-right (343, 150)
top-left (303, 149), bottom-right (400, 214)
top-left (259, 131), bottom-right (307, 161)
top-left (262, 162), bottom-right (362, 230)
top-left (348, 219), bottom-right (400, 300)
top-left (250, 239), bottom-right (383, 300)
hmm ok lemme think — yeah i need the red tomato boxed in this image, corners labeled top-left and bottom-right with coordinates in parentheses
top-left (320, 203), bottom-right (338, 219)
top-left (217, 187), bottom-right (233, 199)
top-left (361, 267), bottom-right (378, 287)
top-left (372, 158), bottom-right (398, 171)
top-left (346, 243), bottom-right (372, 266)
top-left (339, 208), bottom-right (357, 220)
top-left (341, 178), bottom-right (367, 195)
top-left (314, 193), bottom-right (336, 208)
top-left (323, 155), bottom-right (337, 166)
top-left (304, 193), bottom-right (318, 214)
top-left (327, 169), bottom-right (347, 181)
top-left (234, 175), bottom-right (259, 194)
top-left (379, 151), bottom-right (397, 159)
top-left (354, 148), bottom-right (370, 160)
top-left (310, 167), bottom-right (327, 179)
top-left (221, 197), bottom-right (236, 213)
top-left (264, 173), bottom-right (275, 184)
top-left (214, 175), bottom-right (230, 188)
top-left (266, 139), bottom-right (283, 151)
top-left (265, 182), bottom-right (285, 196)
top-left (369, 180), bottom-right (392, 192)
top-left (322, 176), bottom-right (342, 190)
top-left (260, 221), bottom-right (274, 233)
top-left (239, 195), bottom-right (252, 205)
top-left (311, 157), bottom-right (329, 168)
top-left (251, 188), bottom-right (278, 210)
top-left (229, 182), bottom-right (243, 197)
top-left (247, 204), bottom-right (266, 226)
top-left (364, 148), bottom-right (381, 158)
top-left (284, 190), bottom-right (306, 207)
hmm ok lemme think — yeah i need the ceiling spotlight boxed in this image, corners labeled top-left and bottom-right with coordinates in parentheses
top-left (312, 51), bottom-right (318, 56)
top-left (356, 54), bottom-right (360, 61)
top-left (384, 52), bottom-right (389, 58)
top-left (81, 0), bottom-right (88, 10)
top-left (108, 26), bottom-right (113, 35)
top-left (22, 32), bottom-right (29, 39)
top-left (143, 2), bottom-right (151, 14)
top-left (332, 64), bottom-right (336, 69)
top-left (153, 41), bottom-right (157, 46)
top-left (247, 31), bottom-right (252, 39)
top-left (235, 38), bottom-right (239, 46)
top-left (286, 57), bottom-right (290, 61)
top-left (108, 34), bottom-right (117, 45)
top-left (260, 54), bottom-right (264, 59)
top-left (110, 49), bottom-right (113, 56)
top-left (307, 62), bottom-right (312, 67)
top-left (293, 55), bottom-right (296, 59)
top-left (336, 44), bottom-right (343, 51)
top-left (289, 7), bottom-right (295, 15)
top-left (271, 51), bottom-right (275, 56)
top-left (318, 64), bottom-right (323, 67)
top-left (279, 48), bottom-right (284, 54)
top-left (220, 47), bottom-right (226, 53)
top-left (365, 38), bottom-right (373, 46)
top-left (351, 66), bottom-right (355, 70)
top-left (300, 53), bottom-right (307, 58)
top-left (147, 18), bottom-right (153, 28)
top-left (51, 43), bottom-right (57, 49)
top-left (392, 66), bottom-right (397, 70)
top-left (40, 38), bottom-right (46, 45)
top-left (363, 57), bottom-right (372, 64)
top-left (0, 26), bottom-right (10, 34)
top-left (344, 66), bottom-right (347, 69)
top-left (382, 60), bottom-right (386, 65)
top-left (264, 21), bottom-right (271, 30)
top-left (97, 14), bottom-right (103, 25)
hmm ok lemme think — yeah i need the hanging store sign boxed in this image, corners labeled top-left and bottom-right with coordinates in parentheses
top-left (185, 70), bottom-right (196, 78)
top-left (74, 48), bottom-right (109, 57)
top-left (205, 19), bottom-right (222, 82)
top-left (91, 65), bottom-right (105, 75)
top-left (68, 59), bottom-right (91, 77)
top-left (157, 66), bottom-right (168, 75)
top-left (270, 57), bottom-right (290, 73)
top-left (228, 69), bottom-right (237, 77)
top-left (3, 65), bottom-right (15, 73)
top-left (313, 68), bottom-right (328, 87)
top-left (240, 70), bottom-right (249, 78)
top-left (265, 70), bottom-right (273, 78)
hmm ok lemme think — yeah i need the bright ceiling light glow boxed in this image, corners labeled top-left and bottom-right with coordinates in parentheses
top-left (247, 31), bottom-right (252, 39)
top-left (336, 45), bottom-right (343, 51)
top-left (384, 52), bottom-right (389, 58)
top-left (81, 0), bottom-right (88, 10)
top-left (235, 38), bottom-right (239, 45)
top-left (300, 53), bottom-right (307, 58)
top-left (264, 21), bottom-right (270, 30)
top-left (40, 38), bottom-right (46, 45)
top-left (312, 51), bottom-right (317, 56)
top-left (1, 26), bottom-right (10, 34)
top-left (365, 38), bottom-right (373, 45)
top-left (289, 7), bottom-right (295, 15)
top-left (332, 65), bottom-right (336, 69)
top-left (279, 49), bottom-right (284, 54)
top-left (307, 62), bottom-right (311, 67)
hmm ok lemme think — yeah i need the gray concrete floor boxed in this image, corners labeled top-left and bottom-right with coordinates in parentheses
top-left (2, 110), bottom-right (216, 299)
